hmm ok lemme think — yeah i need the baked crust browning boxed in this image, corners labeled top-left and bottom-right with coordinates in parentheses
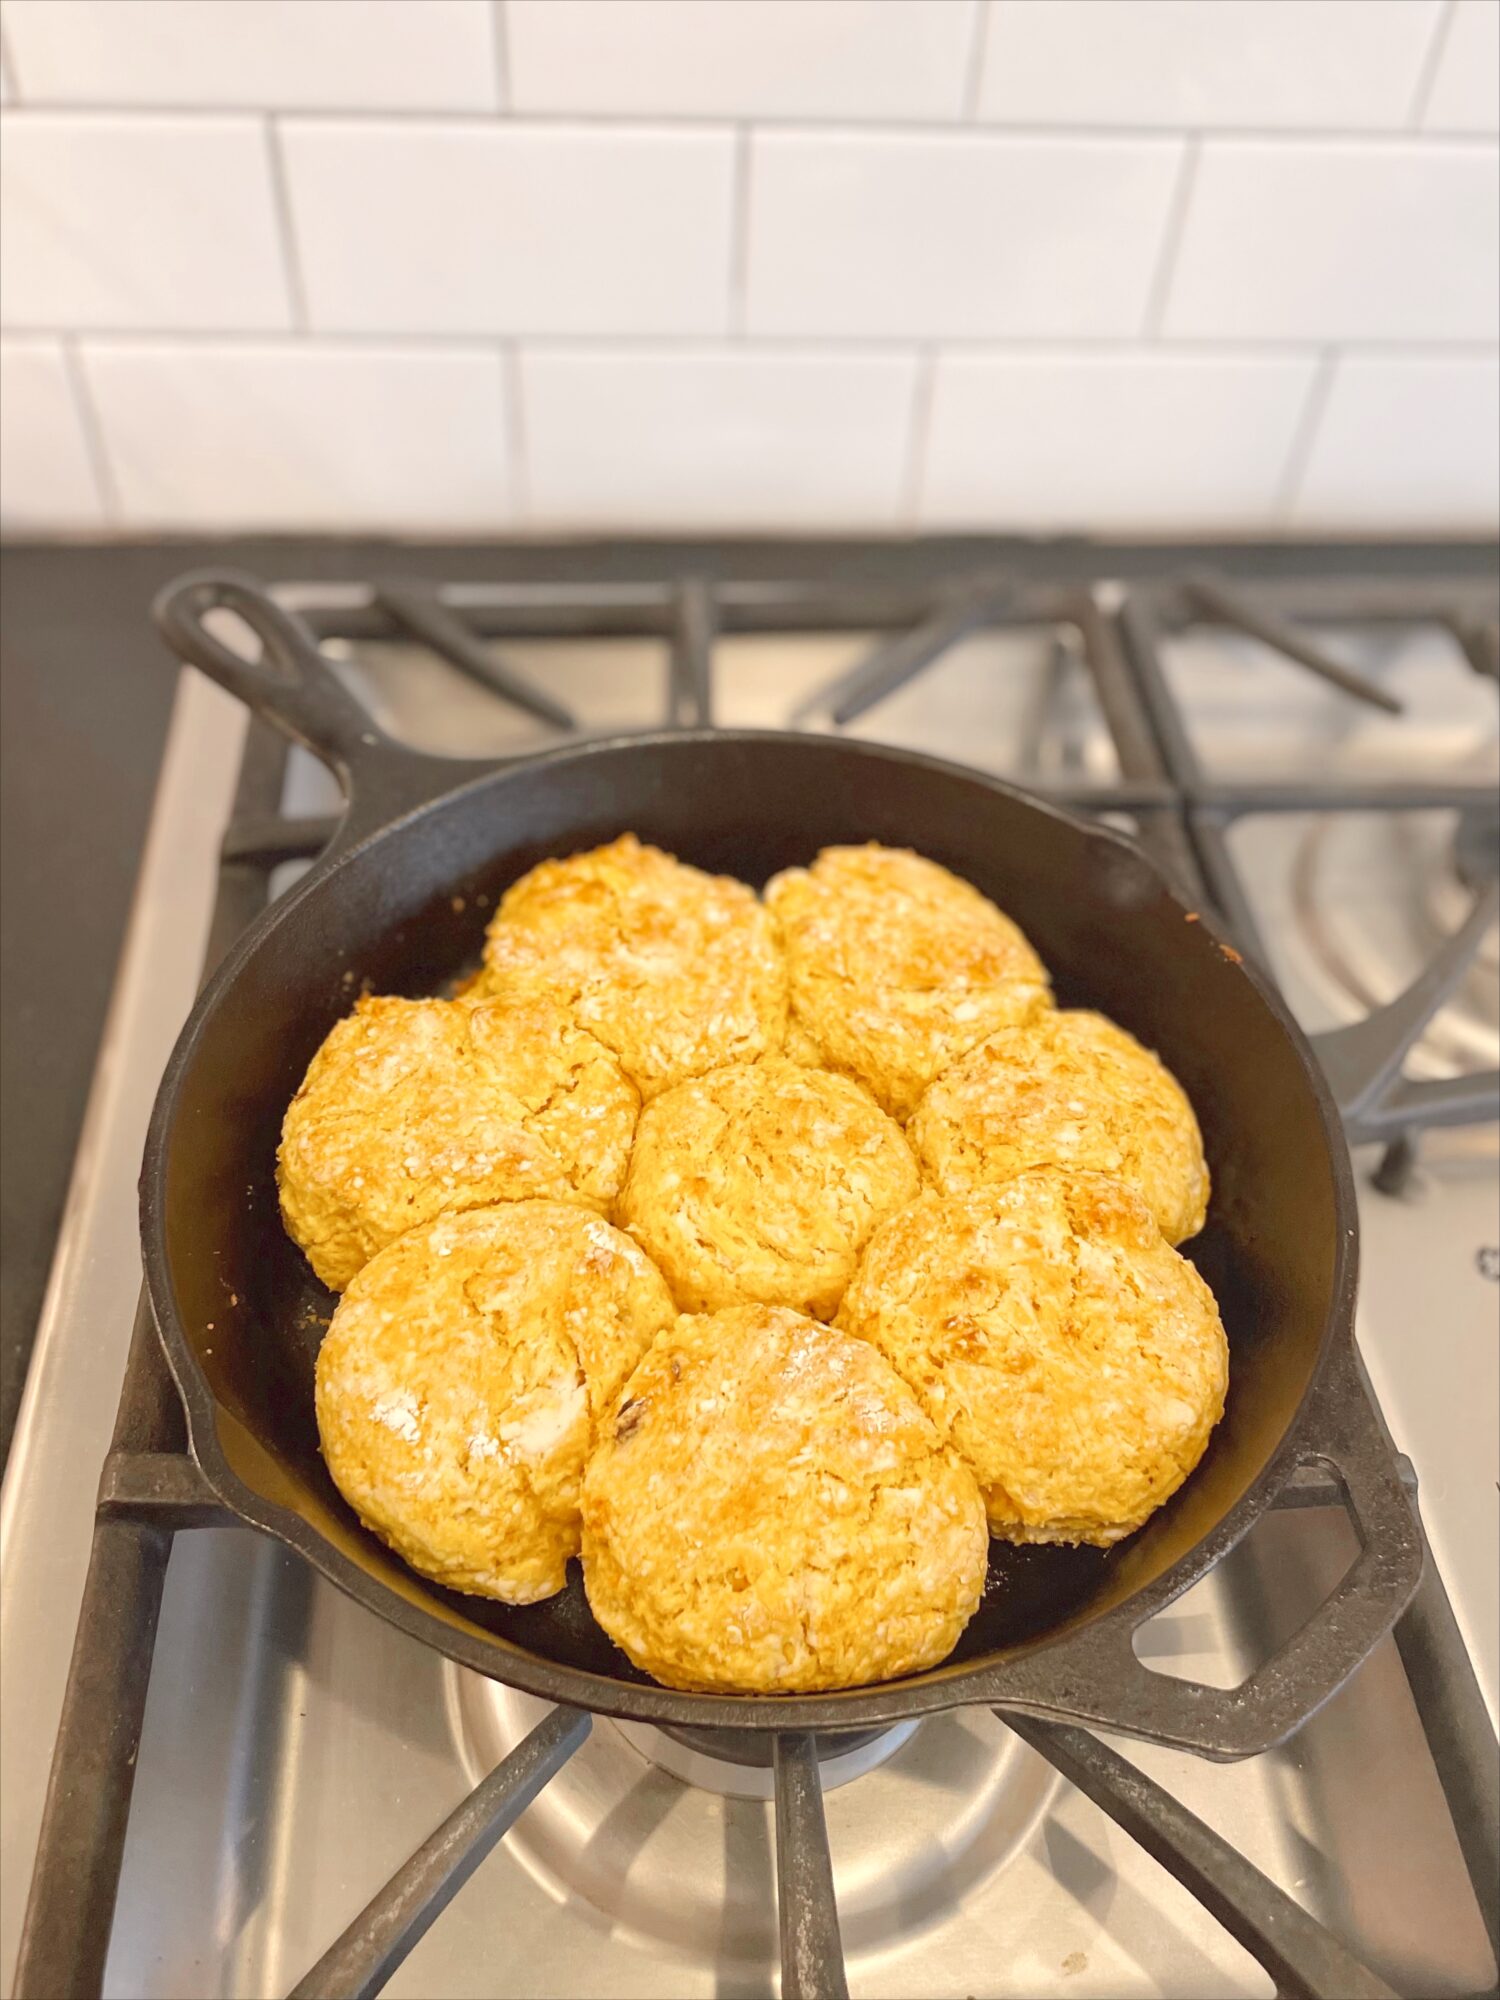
top-left (765, 844), bottom-right (1051, 1121)
top-left (315, 1201), bottom-right (675, 1602)
top-left (910, 1008), bottom-right (1209, 1244)
top-left (279, 992), bottom-right (639, 1291)
top-left (839, 1169), bottom-right (1228, 1545)
top-left (619, 1060), bottom-right (920, 1318)
top-left (478, 835), bottom-right (787, 1101)
top-left (580, 1305), bottom-right (988, 1691)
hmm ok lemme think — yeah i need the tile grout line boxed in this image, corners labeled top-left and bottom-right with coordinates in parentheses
top-left (1274, 346), bottom-right (1339, 520)
top-left (0, 14), bottom-right (21, 102)
top-left (490, 0), bottom-right (510, 113)
top-left (900, 346), bottom-right (938, 525)
top-left (1407, 0), bottom-right (1458, 129)
top-left (1140, 133), bottom-right (1201, 338)
top-left (3, 103), bottom-right (1499, 143)
top-left (728, 124), bottom-right (753, 337)
top-left (263, 114), bottom-right (310, 332)
top-left (10, 328), bottom-right (1492, 357)
top-left (960, 0), bottom-right (991, 121)
top-left (58, 336), bottom-right (121, 524)
top-left (503, 343), bottom-right (530, 520)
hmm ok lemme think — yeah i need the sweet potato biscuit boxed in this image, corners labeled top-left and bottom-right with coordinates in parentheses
top-left (764, 845), bottom-right (1051, 1121)
top-left (580, 1305), bottom-right (988, 1691)
top-left (478, 835), bottom-right (787, 1100)
top-left (315, 1201), bottom-right (675, 1603)
top-left (619, 1060), bottom-right (920, 1318)
top-left (839, 1169), bottom-right (1228, 1546)
top-left (910, 1008), bottom-right (1210, 1244)
top-left (279, 992), bottom-right (638, 1291)
top-left (781, 1017), bottom-right (827, 1067)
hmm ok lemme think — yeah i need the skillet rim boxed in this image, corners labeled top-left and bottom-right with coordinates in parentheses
top-left (139, 727), bottom-right (1362, 1735)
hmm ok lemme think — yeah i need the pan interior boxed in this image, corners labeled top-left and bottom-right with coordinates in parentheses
top-left (153, 735), bottom-right (1344, 1699)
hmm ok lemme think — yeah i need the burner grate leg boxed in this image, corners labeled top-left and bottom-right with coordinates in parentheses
top-left (773, 1731), bottom-right (851, 2000)
top-left (286, 1705), bottom-right (591, 2000)
top-left (1005, 1715), bottom-right (1400, 2000)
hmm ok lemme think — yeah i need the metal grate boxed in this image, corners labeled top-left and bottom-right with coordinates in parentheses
top-left (14, 558), bottom-right (1500, 2000)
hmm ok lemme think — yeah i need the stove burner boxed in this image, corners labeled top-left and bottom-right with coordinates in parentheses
top-left (656, 1719), bottom-right (897, 1770)
top-left (622, 1720), bottom-right (918, 1798)
top-left (12, 554), bottom-right (1497, 2000)
top-left (446, 1674), bottom-right (1056, 1965)
top-left (1293, 812), bottom-right (1500, 1077)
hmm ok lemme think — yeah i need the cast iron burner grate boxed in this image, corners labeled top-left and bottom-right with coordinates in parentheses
top-left (14, 556), bottom-right (1499, 2000)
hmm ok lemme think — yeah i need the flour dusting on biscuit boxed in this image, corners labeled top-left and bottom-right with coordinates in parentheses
top-left (581, 1305), bottom-right (988, 1691)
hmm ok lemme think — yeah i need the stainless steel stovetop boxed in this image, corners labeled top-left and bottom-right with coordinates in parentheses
top-left (2, 568), bottom-right (1496, 1999)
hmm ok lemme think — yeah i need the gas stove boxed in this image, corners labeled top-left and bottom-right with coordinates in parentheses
top-left (2, 547), bottom-right (1496, 2000)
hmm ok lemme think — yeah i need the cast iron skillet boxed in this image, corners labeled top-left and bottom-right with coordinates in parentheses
top-left (143, 572), bottom-right (1423, 1761)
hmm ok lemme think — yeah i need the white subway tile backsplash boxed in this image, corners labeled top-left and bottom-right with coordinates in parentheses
top-left (1164, 139), bottom-right (1500, 341)
top-left (81, 342), bottom-right (512, 528)
top-left (1292, 352), bottom-right (1499, 525)
top-left (282, 121), bottom-right (734, 335)
top-left (521, 349), bottom-right (918, 526)
top-left (0, 1), bottom-right (497, 111)
top-left (919, 350), bottom-right (1318, 528)
top-left (746, 131), bottom-right (1182, 338)
top-left (0, 339), bottom-right (103, 527)
top-left (1422, 0), bottom-right (1500, 133)
top-left (0, 113), bottom-right (289, 330)
top-left (507, 0), bottom-right (975, 120)
top-left (0, 2), bottom-right (1495, 540)
top-left (978, 0), bottom-right (1439, 131)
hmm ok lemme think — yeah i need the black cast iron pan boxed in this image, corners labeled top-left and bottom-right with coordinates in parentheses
top-left (142, 571), bottom-right (1424, 1760)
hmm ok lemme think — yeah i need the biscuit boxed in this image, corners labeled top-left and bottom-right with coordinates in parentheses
top-left (279, 993), bottom-right (639, 1291)
top-left (619, 1061), bottom-right (920, 1318)
top-left (581, 1305), bottom-right (988, 1691)
top-left (478, 835), bottom-right (787, 1100)
top-left (781, 1018), bottom-right (826, 1067)
top-left (315, 1201), bottom-right (675, 1603)
top-left (910, 1009), bottom-right (1209, 1244)
top-left (839, 1169), bottom-right (1228, 1545)
top-left (764, 845), bottom-right (1050, 1121)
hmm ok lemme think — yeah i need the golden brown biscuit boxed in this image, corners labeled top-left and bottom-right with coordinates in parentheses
top-left (780, 1018), bottom-right (826, 1067)
top-left (478, 835), bottom-right (787, 1100)
top-left (910, 1009), bottom-right (1210, 1244)
top-left (765, 845), bottom-right (1051, 1121)
top-left (618, 1061), bottom-right (920, 1318)
top-left (279, 992), bottom-right (638, 1291)
top-left (839, 1169), bottom-right (1227, 1546)
top-left (315, 1201), bottom-right (675, 1603)
top-left (581, 1305), bottom-right (988, 1691)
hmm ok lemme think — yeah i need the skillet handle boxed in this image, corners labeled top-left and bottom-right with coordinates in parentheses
top-left (980, 1340), bottom-right (1425, 1761)
top-left (152, 569), bottom-right (447, 830)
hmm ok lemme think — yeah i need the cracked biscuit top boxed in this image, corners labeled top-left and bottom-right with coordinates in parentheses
top-left (910, 1008), bottom-right (1210, 1245)
top-left (764, 844), bottom-right (1051, 1122)
top-left (580, 1304), bottom-right (988, 1692)
top-left (838, 1169), bottom-right (1228, 1547)
top-left (279, 991), bottom-right (639, 1291)
top-left (315, 1201), bottom-right (675, 1604)
top-left (618, 1060), bottom-right (919, 1319)
top-left (476, 834), bottom-right (788, 1102)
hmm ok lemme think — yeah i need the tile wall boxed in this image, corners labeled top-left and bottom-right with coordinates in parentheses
top-left (1, 0), bottom-right (1496, 536)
